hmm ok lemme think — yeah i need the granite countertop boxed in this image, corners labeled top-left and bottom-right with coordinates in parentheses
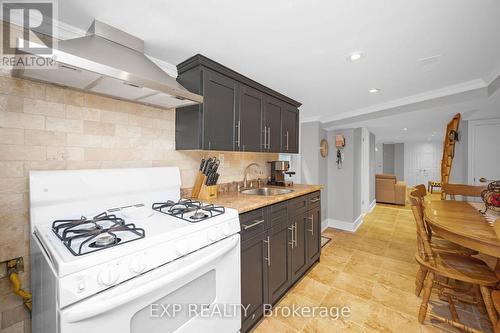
top-left (205, 184), bottom-right (323, 214)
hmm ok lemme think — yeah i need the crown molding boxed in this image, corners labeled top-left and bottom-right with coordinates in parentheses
top-left (300, 116), bottom-right (321, 124)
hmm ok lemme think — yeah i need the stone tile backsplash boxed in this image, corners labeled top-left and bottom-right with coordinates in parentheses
top-left (0, 74), bottom-right (277, 331)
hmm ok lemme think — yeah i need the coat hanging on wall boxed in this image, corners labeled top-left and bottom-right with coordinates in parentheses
top-left (335, 134), bottom-right (345, 169)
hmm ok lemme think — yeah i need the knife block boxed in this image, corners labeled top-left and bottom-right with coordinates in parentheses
top-left (197, 185), bottom-right (218, 201)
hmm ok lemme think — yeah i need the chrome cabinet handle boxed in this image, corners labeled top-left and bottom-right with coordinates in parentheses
top-left (288, 224), bottom-right (295, 248)
top-left (236, 120), bottom-right (241, 148)
top-left (310, 198), bottom-right (320, 203)
top-left (285, 131), bottom-right (289, 151)
top-left (243, 219), bottom-right (264, 230)
top-left (263, 236), bottom-right (271, 266)
top-left (267, 127), bottom-right (271, 149)
top-left (263, 126), bottom-right (267, 149)
top-left (294, 222), bottom-right (298, 246)
top-left (306, 215), bottom-right (314, 235)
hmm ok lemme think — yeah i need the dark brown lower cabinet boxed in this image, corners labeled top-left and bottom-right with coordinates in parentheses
top-left (241, 231), bottom-right (268, 333)
top-left (267, 220), bottom-right (292, 304)
top-left (306, 206), bottom-right (321, 264)
top-left (239, 191), bottom-right (322, 333)
top-left (290, 213), bottom-right (308, 283)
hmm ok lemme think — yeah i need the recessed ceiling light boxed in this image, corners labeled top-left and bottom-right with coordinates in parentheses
top-left (348, 52), bottom-right (363, 62)
top-left (403, 127), bottom-right (408, 131)
top-left (369, 88), bottom-right (380, 93)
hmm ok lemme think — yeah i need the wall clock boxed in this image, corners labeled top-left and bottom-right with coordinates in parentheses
top-left (320, 139), bottom-right (329, 158)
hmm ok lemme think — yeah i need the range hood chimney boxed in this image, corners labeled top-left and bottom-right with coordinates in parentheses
top-left (13, 20), bottom-right (203, 108)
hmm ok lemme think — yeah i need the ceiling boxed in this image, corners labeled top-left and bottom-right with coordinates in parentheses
top-left (57, 0), bottom-right (500, 123)
top-left (326, 89), bottom-right (500, 143)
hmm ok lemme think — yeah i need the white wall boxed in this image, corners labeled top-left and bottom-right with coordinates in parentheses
top-left (375, 142), bottom-right (383, 174)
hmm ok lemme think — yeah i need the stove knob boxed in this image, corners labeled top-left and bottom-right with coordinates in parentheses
top-left (175, 242), bottom-right (189, 256)
top-left (207, 229), bottom-right (218, 242)
top-left (129, 257), bottom-right (146, 274)
top-left (98, 268), bottom-right (120, 286)
top-left (222, 224), bottom-right (232, 236)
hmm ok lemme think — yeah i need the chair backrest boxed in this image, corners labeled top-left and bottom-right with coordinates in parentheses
top-left (414, 184), bottom-right (427, 197)
top-left (409, 189), bottom-right (436, 266)
top-left (494, 219), bottom-right (500, 244)
top-left (441, 183), bottom-right (487, 200)
top-left (376, 174), bottom-right (397, 183)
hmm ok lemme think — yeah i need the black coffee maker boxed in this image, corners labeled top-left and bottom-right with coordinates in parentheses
top-left (267, 161), bottom-right (295, 187)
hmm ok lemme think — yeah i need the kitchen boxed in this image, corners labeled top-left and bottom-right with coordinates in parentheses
top-left (0, 5), bottom-right (323, 333)
top-left (2, 1), bottom-right (500, 333)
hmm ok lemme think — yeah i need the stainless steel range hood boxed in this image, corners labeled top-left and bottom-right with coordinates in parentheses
top-left (13, 20), bottom-right (203, 108)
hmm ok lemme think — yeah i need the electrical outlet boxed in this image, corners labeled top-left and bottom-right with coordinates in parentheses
top-left (218, 153), bottom-right (224, 166)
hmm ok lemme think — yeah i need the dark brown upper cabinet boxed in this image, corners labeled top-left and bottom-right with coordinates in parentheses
top-left (175, 54), bottom-right (301, 152)
top-left (282, 105), bottom-right (299, 153)
top-left (262, 96), bottom-right (283, 153)
top-left (238, 85), bottom-right (263, 152)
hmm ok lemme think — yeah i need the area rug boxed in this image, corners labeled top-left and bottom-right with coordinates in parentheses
top-left (321, 235), bottom-right (331, 248)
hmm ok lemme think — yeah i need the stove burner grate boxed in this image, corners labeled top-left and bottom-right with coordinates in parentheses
top-left (152, 199), bottom-right (225, 223)
top-left (52, 212), bottom-right (145, 256)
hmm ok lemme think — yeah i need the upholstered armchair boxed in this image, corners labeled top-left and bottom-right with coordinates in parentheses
top-left (375, 174), bottom-right (406, 205)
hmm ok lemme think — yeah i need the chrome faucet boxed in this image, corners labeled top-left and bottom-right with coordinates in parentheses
top-left (242, 163), bottom-right (264, 189)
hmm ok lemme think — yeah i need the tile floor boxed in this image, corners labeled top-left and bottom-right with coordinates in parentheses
top-left (252, 199), bottom-right (494, 333)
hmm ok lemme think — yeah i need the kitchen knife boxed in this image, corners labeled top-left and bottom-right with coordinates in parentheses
top-left (213, 173), bottom-right (219, 185)
top-left (199, 158), bottom-right (205, 171)
top-left (205, 171), bottom-right (214, 185)
top-left (203, 157), bottom-right (212, 174)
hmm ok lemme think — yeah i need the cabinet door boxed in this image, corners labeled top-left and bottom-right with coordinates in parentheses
top-left (290, 213), bottom-right (308, 283)
top-left (306, 206), bottom-right (321, 265)
top-left (202, 69), bottom-right (238, 151)
top-left (266, 210), bottom-right (292, 304)
top-left (282, 106), bottom-right (299, 153)
top-left (238, 85), bottom-right (263, 152)
top-left (263, 96), bottom-right (283, 153)
top-left (241, 232), bottom-right (268, 333)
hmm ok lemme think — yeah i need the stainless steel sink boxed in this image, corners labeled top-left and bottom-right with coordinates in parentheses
top-left (240, 187), bottom-right (294, 196)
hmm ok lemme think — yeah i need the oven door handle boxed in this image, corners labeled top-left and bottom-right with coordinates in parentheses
top-left (65, 235), bottom-right (239, 323)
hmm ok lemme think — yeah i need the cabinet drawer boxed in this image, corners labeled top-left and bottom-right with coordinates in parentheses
top-left (308, 191), bottom-right (321, 210)
top-left (240, 208), bottom-right (266, 241)
top-left (269, 201), bottom-right (288, 228)
top-left (289, 195), bottom-right (308, 216)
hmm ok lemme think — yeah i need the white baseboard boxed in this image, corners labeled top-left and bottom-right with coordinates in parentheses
top-left (368, 200), bottom-right (376, 213)
top-left (326, 215), bottom-right (364, 232)
top-left (321, 219), bottom-right (329, 232)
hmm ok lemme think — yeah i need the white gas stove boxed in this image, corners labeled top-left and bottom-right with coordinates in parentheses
top-left (30, 167), bottom-right (241, 333)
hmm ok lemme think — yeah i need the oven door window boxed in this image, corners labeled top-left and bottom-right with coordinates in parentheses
top-left (131, 270), bottom-right (215, 333)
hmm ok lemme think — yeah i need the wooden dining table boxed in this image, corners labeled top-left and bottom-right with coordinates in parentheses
top-left (425, 200), bottom-right (500, 272)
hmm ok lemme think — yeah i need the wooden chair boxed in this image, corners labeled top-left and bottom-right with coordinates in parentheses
top-left (490, 289), bottom-right (500, 333)
top-left (427, 180), bottom-right (441, 193)
top-left (410, 186), bottom-right (478, 297)
top-left (441, 183), bottom-right (487, 200)
top-left (489, 219), bottom-right (500, 333)
top-left (409, 192), bottom-right (499, 332)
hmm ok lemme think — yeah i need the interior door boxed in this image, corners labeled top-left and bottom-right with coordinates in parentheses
top-left (202, 69), bottom-right (238, 151)
top-left (405, 142), bottom-right (442, 187)
top-left (238, 85), bottom-right (263, 152)
top-left (471, 119), bottom-right (500, 185)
